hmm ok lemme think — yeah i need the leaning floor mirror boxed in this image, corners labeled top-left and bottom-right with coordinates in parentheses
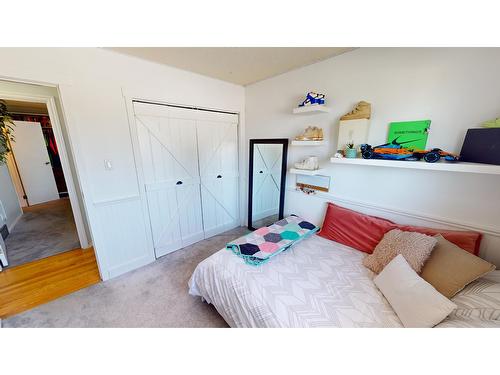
top-left (248, 139), bottom-right (288, 230)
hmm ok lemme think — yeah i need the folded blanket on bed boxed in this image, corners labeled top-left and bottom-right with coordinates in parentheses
top-left (226, 215), bottom-right (319, 265)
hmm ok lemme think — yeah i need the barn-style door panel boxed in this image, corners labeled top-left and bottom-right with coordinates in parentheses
top-left (196, 116), bottom-right (239, 237)
top-left (134, 103), bottom-right (204, 257)
top-left (133, 102), bottom-right (239, 258)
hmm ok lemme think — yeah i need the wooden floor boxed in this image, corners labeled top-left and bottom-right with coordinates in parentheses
top-left (0, 247), bottom-right (101, 319)
top-left (22, 198), bottom-right (71, 213)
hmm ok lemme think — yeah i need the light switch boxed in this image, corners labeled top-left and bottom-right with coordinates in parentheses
top-left (104, 159), bottom-right (113, 171)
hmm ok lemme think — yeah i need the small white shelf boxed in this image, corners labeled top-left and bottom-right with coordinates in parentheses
top-left (329, 157), bottom-right (500, 175)
top-left (289, 168), bottom-right (326, 176)
top-left (292, 105), bottom-right (330, 114)
top-left (291, 140), bottom-right (326, 146)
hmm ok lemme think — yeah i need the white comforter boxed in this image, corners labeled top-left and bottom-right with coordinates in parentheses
top-left (189, 235), bottom-right (403, 328)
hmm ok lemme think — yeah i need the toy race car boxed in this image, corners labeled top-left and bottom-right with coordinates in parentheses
top-left (360, 138), bottom-right (459, 163)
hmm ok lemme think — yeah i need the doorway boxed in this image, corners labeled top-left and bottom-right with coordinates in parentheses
top-left (0, 94), bottom-right (86, 269)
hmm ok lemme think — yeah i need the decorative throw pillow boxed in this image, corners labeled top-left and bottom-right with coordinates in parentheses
top-left (374, 255), bottom-right (457, 328)
top-left (319, 203), bottom-right (397, 254)
top-left (398, 224), bottom-right (482, 255)
top-left (420, 235), bottom-right (495, 298)
top-left (318, 202), bottom-right (482, 255)
top-left (363, 229), bottom-right (437, 274)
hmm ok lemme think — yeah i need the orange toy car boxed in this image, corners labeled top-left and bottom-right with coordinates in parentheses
top-left (360, 139), bottom-right (459, 163)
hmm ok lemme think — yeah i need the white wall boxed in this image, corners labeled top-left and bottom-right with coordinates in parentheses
top-left (246, 48), bottom-right (500, 265)
top-left (0, 165), bottom-right (22, 230)
top-left (0, 48), bottom-right (245, 279)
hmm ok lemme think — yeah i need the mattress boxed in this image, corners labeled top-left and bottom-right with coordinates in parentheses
top-left (188, 234), bottom-right (403, 328)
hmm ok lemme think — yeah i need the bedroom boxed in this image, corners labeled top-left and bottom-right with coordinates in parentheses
top-left (1, 1), bottom-right (499, 374)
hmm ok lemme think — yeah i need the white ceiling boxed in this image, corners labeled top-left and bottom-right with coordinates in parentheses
top-left (107, 47), bottom-right (356, 86)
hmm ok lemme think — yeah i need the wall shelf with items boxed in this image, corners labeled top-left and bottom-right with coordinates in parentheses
top-left (289, 168), bottom-right (327, 176)
top-left (291, 140), bottom-right (326, 146)
top-left (292, 105), bottom-right (331, 115)
top-left (329, 157), bottom-right (500, 175)
top-left (294, 173), bottom-right (331, 193)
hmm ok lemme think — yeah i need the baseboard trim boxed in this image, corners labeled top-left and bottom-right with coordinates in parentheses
top-left (204, 221), bottom-right (240, 238)
top-left (181, 231), bottom-right (206, 248)
top-left (106, 254), bottom-right (154, 280)
top-left (93, 194), bottom-right (141, 207)
top-left (7, 212), bottom-right (23, 233)
top-left (287, 188), bottom-right (500, 237)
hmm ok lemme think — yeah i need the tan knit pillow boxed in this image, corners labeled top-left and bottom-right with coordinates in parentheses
top-left (363, 229), bottom-right (437, 274)
top-left (420, 235), bottom-right (495, 298)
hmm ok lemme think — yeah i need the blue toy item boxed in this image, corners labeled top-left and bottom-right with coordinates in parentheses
top-left (299, 92), bottom-right (325, 107)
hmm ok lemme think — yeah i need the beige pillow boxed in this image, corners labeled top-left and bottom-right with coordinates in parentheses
top-left (374, 255), bottom-right (457, 328)
top-left (421, 235), bottom-right (495, 298)
top-left (363, 229), bottom-right (437, 274)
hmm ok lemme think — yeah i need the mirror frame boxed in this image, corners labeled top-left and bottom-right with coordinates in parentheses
top-left (247, 138), bottom-right (288, 231)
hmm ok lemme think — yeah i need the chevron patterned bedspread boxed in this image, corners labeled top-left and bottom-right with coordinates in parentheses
top-left (189, 234), bottom-right (403, 328)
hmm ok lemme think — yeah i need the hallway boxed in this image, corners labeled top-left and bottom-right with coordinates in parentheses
top-left (0, 247), bottom-right (100, 319)
top-left (4, 198), bottom-right (80, 268)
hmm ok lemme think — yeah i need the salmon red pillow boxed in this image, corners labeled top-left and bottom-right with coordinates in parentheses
top-left (319, 202), bottom-right (482, 256)
top-left (398, 225), bottom-right (481, 256)
top-left (318, 203), bottom-right (397, 254)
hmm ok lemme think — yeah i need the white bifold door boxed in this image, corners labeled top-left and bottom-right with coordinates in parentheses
top-left (196, 115), bottom-right (239, 237)
top-left (133, 102), bottom-right (239, 258)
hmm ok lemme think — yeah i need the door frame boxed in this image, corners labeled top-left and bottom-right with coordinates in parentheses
top-left (122, 93), bottom-right (241, 259)
top-left (0, 91), bottom-right (90, 249)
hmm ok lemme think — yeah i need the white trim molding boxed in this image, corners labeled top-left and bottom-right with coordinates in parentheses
top-left (0, 90), bottom-right (90, 249)
top-left (93, 194), bottom-right (141, 207)
top-left (286, 188), bottom-right (500, 237)
top-left (7, 212), bottom-right (22, 233)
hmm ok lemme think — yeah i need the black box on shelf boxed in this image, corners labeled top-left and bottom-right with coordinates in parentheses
top-left (460, 128), bottom-right (500, 165)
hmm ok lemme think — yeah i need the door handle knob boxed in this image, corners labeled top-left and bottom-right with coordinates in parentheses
top-left (259, 171), bottom-right (263, 173)
top-left (216, 175), bottom-right (222, 178)
top-left (176, 181), bottom-right (183, 185)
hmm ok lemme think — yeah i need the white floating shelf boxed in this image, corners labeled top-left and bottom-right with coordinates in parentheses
top-left (292, 105), bottom-right (330, 114)
top-left (330, 157), bottom-right (500, 175)
top-left (289, 168), bottom-right (327, 176)
top-left (291, 140), bottom-right (326, 146)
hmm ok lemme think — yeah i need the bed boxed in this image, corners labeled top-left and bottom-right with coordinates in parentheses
top-left (189, 234), bottom-right (403, 327)
top-left (189, 234), bottom-right (500, 328)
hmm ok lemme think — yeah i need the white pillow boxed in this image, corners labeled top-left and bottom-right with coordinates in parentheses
top-left (374, 255), bottom-right (456, 328)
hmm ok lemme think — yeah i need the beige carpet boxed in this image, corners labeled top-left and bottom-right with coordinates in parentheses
top-left (3, 226), bottom-right (249, 328)
top-left (4, 198), bottom-right (80, 268)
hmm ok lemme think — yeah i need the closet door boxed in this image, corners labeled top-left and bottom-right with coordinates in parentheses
top-left (134, 103), bottom-right (204, 258)
top-left (252, 144), bottom-right (282, 221)
top-left (196, 112), bottom-right (240, 237)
